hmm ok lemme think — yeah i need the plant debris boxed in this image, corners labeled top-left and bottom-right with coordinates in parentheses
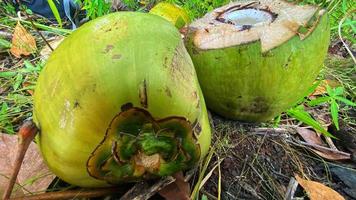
top-left (10, 22), bottom-right (37, 58)
top-left (296, 127), bottom-right (350, 160)
top-left (295, 175), bottom-right (344, 200)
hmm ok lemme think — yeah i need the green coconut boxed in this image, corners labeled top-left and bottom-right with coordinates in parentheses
top-left (33, 12), bottom-right (211, 187)
top-left (149, 2), bottom-right (190, 29)
top-left (185, 0), bottom-right (330, 122)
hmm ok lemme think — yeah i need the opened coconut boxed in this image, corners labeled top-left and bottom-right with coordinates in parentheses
top-left (185, 0), bottom-right (330, 121)
top-left (33, 12), bottom-right (211, 187)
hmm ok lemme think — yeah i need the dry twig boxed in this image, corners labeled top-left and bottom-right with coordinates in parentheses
top-left (10, 187), bottom-right (125, 200)
top-left (2, 121), bottom-right (38, 200)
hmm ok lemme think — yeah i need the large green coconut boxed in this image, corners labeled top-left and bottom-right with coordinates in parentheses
top-left (185, 0), bottom-right (330, 121)
top-left (33, 12), bottom-right (211, 187)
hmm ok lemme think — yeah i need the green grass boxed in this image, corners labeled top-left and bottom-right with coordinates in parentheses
top-left (0, 59), bottom-right (44, 134)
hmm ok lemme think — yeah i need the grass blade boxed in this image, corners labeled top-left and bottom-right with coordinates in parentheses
top-left (0, 71), bottom-right (17, 78)
top-left (16, 19), bottom-right (72, 35)
top-left (0, 38), bottom-right (11, 49)
top-left (287, 106), bottom-right (335, 138)
top-left (13, 73), bottom-right (23, 91)
top-left (333, 87), bottom-right (344, 96)
top-left (47, 0), bottom-right (63, 27)
top-left (334, 96), bottom-right (356, 106)
top-left (308, 96), bottom-right (331, 106)
top-left (330, 100), bottom-right (339, 130)
top-left (191, 146), bottom-right (215, 200)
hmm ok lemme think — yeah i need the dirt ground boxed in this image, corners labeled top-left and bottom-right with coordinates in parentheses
top-left (199, 113), bottom-right (356, 200)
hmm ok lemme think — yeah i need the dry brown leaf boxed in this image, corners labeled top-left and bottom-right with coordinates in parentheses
top-left (0, 133), bottom-right (55, 197)
top-left (297, 127), bottom-right (325, 146)
top-left (295, 175), bottom-right (344, 200)
top-left (0, 86), bottom-right (8, 95)
top-left (310, 79), bottom-right (340, 97)
top-left (158, 172), bottom-right (190, 200)
top-left (22, 82), bottom-right (34, 96)
top-left (296, 128), bottom-right (350, 160)
top-left (40, 36), bottom-right (65, 60)
top-left (10, 22), bottom-right (37, 58)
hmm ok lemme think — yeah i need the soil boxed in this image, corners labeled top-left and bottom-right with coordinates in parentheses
top-left (200, 114), bottom-right (356, 200)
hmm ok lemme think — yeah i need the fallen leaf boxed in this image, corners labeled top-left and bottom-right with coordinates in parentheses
top-left (40, 36), bottom-right (65, 61)
top-left (22, 82), bottom-right (34, 96)
top-left (295, 175), bottom-right (344, 200)
top-left (0, 86), bottom-right (8, 95)
top-left (10, 22), bottom-right (37, 58)
top-left (296, 128), bottom-right (350, 160)
top-left (0, 133), bottom-right (55, 197)
top-left (310, 80), bottom-right (340, 97)
top-left (158, 172), bottom-right (190, 200)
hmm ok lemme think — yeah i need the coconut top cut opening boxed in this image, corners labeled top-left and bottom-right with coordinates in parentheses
top-left (219, 8), bottom-right (274, 29)
top-left (189, 0), bottom-right (325, 52)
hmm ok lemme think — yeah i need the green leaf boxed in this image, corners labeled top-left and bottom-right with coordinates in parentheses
top-left (0, 71), bottom-right (17, 78)
top-left (307, 96), bottom-right (331, 106)
top-left (21, 60), bottom-right (41, 73)
top-left (341, 0), bottom-right (347, 13)
top-left (0, 102), bottom-right (8, 114)
top-left (0, 102), bottom-right (14, 134)
top-left (273, 115), bottom-right (281, 128)
top-left (47, 0), bottom-right (63, 27)
top-left (13, 73), bottom-right (23, 91)
top-left (333, 87), bottom-right (344, 96)
top-left (25, 8), bottom-right (33, 15)
top-left (327, 85), bottom-right (344, 97)
top-left (19, 20), bottom-right (72, 35)
top-left (294, 81), bottom-right (321, 105)
top-left (175, 16), bottom-right (186, 29)
top-left (24, 60), bottom-right (35, 69)
top-left (326, 85), bottom-right (333, 96)
top-left (201, 194), bottom-right (208, 200)
top-left (287, 106), bottom-right (335, 138)
top-left (334, 96), bottom-right (356, 106)
top-left (330, 100), bottom-right (339, 130)
top-left (0, 38), bottom-right (11, 50)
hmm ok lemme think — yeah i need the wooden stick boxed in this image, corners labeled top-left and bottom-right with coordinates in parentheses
top-left (120, 176), bottom-right (175, 200)
top-left (298, 141), bottom-right (351, 157)
top-left (284, 177), bottom-right (299, 200)
top-left (2, 121), bottom-right (38, 200)
top-left (10, 187), bottom-right (125, 200)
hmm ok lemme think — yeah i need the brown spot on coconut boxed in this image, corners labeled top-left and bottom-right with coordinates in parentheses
top-left (185, 0), bottom-right (330, 122)
top-left (139, 79), bottom-right (148, 108)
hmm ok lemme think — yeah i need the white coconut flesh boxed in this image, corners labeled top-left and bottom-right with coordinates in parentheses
top-left (221, 8), bottom-right (274, 28)
top-left (189, 0), bottom-right (325, 52)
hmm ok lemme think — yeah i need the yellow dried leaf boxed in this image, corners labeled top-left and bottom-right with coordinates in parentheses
top-left (311, 80), bottom-right (340, 96)
top-left (10, 22), bottom-right (37, 58)
top-left (295, 175), bottom-right (345, 200)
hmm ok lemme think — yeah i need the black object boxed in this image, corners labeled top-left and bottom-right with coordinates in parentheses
top-left (10, 0), bottom-right (80, 28)
top-left (330, 165), bottom-right (356, 199)
top-left (15, 0), bottom-right (67, 19)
